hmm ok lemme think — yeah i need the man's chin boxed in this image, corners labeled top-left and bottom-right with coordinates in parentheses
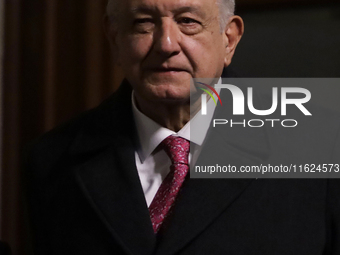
top-left (151, 90), bottom-right (190, 103)
top-left (136, 86), bottom-right (191, 105)
top-left (144, 71), bottom-right (191, 85)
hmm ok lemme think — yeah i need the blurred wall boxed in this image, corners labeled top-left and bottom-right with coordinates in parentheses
top-left (1, 1), bottom-right (340, 255)
top-left (232, 3), bottom-right (340, 77)
top-left (2, 1), bottom-right (122, 254)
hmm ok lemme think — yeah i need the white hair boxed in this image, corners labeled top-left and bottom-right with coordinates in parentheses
top-left (106, 0), bottom-right (235, 31)
top-left (218, 0), bottom-right (235, 30)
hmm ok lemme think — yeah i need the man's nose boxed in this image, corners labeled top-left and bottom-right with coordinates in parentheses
top-left (153, 19), bottom-right (181, 57)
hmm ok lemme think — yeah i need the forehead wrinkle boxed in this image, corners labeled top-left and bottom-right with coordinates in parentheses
top-left (131, 5), bottom-right (158, 15)
top-left (172, 6), bottom-right (206, 18)
top-left (129, 2), bottom-right (209, 17)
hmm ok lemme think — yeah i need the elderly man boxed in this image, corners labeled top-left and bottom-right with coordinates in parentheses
top-left (105, 0), bottom-right (242, 132)
top-left (26, 0), bottom-right (340, 254)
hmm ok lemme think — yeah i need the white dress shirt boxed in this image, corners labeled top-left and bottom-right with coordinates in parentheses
top-left (132, 80), bottom-right (221, 206)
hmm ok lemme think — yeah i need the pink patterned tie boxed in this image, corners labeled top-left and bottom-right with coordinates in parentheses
top-left (149, 135), bottom-right (190, 233)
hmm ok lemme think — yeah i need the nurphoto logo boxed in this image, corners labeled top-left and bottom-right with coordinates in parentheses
top-left (195, 82), bottom-right (312, 128)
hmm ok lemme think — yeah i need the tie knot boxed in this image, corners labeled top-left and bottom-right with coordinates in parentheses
top-left (161, 135), bottom-right (190, 165)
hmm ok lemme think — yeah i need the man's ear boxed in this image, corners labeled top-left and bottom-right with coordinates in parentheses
top-left (223, 16), bottom-right (244, 67)
top-left (103, 15), bottom-right (120, 65)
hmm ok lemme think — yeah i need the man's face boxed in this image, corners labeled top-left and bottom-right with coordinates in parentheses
top-left (108, 0), bottom-right (233, 104)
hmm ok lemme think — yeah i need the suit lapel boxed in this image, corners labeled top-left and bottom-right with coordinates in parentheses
top-left (69, 82), bottom-right (156, 255)
top-left (155, 86), bottom-right (271, 255)
top-left (75, 142), bottom-right (156, 255)
top-left (154, 139), bottom-right (261, 255)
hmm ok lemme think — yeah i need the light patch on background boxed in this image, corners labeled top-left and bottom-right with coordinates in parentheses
top-left (0, 0), bottom-right (4, 236)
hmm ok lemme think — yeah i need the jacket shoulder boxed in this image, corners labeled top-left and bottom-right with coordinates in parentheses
top-left (25, 82), bottom-right (133, 178)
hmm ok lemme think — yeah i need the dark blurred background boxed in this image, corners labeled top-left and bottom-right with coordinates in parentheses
top-left (1, 0), bottom-right (340, 254)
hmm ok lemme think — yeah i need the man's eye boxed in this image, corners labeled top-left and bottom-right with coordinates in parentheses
top-left (178, 18), bottom-right (199, 25)
top-left (133, 18), bottom-right (155, 33)
top-left (177, 17), bottom-right (202, 35)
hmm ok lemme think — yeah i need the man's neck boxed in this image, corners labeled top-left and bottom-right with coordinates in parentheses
top-left (134, 95), bottom-right (201, 132)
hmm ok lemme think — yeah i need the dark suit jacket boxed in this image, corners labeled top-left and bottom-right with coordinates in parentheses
top-left (25, 75), bottom-right (340, 255)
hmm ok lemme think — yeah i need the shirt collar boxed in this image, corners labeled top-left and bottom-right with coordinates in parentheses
top-left (132, 78), bottom-right (221, 163)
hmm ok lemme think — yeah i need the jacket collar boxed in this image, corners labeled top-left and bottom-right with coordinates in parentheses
top-left (69, 80), bottom-right (157, 255)
top-left (69, 79), bottom-right (138, 155)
